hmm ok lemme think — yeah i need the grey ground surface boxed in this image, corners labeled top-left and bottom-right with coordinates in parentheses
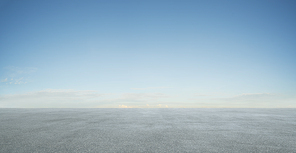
top-left (0, 109), bottom-right (295, 153)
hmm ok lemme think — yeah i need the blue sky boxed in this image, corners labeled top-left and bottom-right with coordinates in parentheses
top-left (0, 0), bottom-right (295, 108)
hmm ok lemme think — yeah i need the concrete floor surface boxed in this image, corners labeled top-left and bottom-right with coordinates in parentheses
top-left (0, 108), bottom-right (295, 153)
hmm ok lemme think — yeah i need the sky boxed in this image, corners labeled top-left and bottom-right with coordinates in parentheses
top-left (0, 0), bottom-right (295, 108)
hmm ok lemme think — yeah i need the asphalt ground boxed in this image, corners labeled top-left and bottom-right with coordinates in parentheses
top-left (1, 108), bottom-right (295, 153)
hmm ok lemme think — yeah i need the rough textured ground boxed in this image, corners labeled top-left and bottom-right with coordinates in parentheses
top-left (0, 108), bottom-right (295, 153)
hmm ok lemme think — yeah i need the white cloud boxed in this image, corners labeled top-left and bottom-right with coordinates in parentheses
top-left (118, 105), bottom-right (133, 108)
top-left (0, 89), bottom-right (106, 108)
top-left (14, 77), bottom-right (24, 84)
top-left (94, 93), bottom-right (170, 108)
top-left (244, 93), bottom-right (264, 96)
top-left (228, 93), bottom-right (273, 100)
top-left (1, 78), bottom-right (7, 82)
top-left (121, 93), bottom-right (168, 100)
top-left (2, 66), bottom-right (37, 85)
top-left (204, 93), bottom-right (296, 108)
top-left (0, 90), bottom-right (170, 108)
top-left (186, 92), bottom-right (296, 108)
top-left (2, 89), bottom-right (292, 108)
top-left (4, 66), bottom-right (37, 75)
top-left (154, 104), bottom-right (169, 108)
top-left (31, 89), bottom-right (106, 99)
